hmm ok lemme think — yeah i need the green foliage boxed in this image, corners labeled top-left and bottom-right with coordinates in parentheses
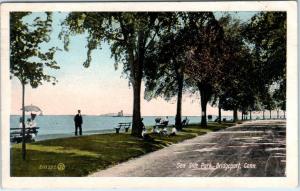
top-left (185, 13), bottom-right (223, 87)
top-left (58, 11), bottom-right (286, 124)
top-left (273, 79), bottom-right (286, 111)
top-left (182, 13), bottom-right (224, 126)
top-left (60, 12), bottom-right (175, 82)
top-left (217, 15), bottom-right (249, 111)
top-left (244, 12), bottom-right (286, 111)
top-left (261, 91), bottom-right (276, 111)
top-left (244, 12), bottom-right (286, 82)
top-left (215, 13), bottom-right (285, 115)
top-left (10, 12), bottom-right (60, 87)
top-left (144, 12), bottom-right (190, 101)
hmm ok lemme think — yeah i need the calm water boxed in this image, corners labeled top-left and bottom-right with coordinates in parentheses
top-left (10, 115), bottom-right (233, 141)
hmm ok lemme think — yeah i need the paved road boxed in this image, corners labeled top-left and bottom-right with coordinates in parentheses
top-left (89, 120), bottom-right (286, 177)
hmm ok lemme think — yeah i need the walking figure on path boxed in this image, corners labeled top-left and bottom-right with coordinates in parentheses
top-left (74, 110), bottom-right (83, 136)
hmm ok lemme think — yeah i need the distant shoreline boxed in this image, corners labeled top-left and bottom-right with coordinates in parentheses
top-left (10, 114), bottom-right (232, 117)
top-left (32, 129), bottom-right (116, 142)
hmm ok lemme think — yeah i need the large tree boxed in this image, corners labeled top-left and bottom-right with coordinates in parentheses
top-left (244, 12), bottom-right (286, 117)
top-left (144, 13), bottom-right (212, 130)
top-left (60, 12), bottom-right (175, 136)
top-left (216, 15), bottom-right (261, 122)
top-left (185, 13), bottom-right (223, 127)
top-left (10, 12), bottom-right (59, 160)
top-left (144, 27), bottom-right (188, 130)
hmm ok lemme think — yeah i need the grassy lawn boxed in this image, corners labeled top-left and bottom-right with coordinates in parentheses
top-left (11, 122), bottom-right (236, 177)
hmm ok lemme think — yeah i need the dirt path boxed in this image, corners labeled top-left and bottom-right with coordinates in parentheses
top-left (89, 120), bottom-right (286, 177)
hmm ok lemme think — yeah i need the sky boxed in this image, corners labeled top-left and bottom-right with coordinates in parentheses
top-left (11, 12), bottom-right (257, 116)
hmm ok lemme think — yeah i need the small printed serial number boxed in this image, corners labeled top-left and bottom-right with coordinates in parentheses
top-left (39, 163), bottom-right (65, 171)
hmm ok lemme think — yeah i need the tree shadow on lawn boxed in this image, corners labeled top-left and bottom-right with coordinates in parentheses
top-left (10, 125), bottom-right (233, 177)
top-left (10, 134), bottom-right (183, 177)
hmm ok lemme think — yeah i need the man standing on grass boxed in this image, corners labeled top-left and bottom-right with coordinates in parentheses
top-left (74, 110), bottom-right (83, 136)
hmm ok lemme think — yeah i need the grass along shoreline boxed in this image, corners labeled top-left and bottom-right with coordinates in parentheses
top-left (11, 122), bottom-right (237, 177)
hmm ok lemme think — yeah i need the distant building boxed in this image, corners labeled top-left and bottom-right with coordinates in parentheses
top-left (117, 110), bottom-right (123, 117)
top-left (100, 110), bottom-right (131, 117)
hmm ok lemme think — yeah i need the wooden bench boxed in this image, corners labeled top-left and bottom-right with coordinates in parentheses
top-left (115, 122), bottom-right (131, 133)
top-left (154, 120), bottom-right (169, 128)
top-left (10, 127), bottom-right (39, 143)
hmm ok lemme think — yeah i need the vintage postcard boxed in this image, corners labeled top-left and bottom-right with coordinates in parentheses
top-left (0, 1), bottom-right (298, 189)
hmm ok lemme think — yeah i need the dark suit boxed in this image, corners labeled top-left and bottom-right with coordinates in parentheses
top-left (74, 114), bottom-right (83, 135)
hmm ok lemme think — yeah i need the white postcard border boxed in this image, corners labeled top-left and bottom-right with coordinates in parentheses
top-left (1, 1), bottom-right (298, 188)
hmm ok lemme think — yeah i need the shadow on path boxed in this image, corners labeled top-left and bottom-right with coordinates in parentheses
top-left (89, 120), bottom-right (286, 177)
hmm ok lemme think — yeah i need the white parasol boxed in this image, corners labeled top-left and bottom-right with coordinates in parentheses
top-left (21, 104), bottom-right (42, 121)
top-left (21, 104), bottom-right (42, 113)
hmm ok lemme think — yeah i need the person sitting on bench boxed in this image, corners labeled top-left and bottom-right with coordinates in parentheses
top-left (26, 118), bottom-right (37, 138)
top-left (181, 117), bottom-right (189, 128)
top-left (140, 118), bottom-right (153, 141)
top-left (27, 118), bottom-right (37, 128)
top-left (18, 117), bottom-right (23, 129)
top-left (160, 116), bottom-right (169, 126)
top-left (140, 118), bottom-right (146, 137)
top-left (170, 126), bottom-right (177, 136)
top-left (139, 118), bottom-right (146, 137)
top-left (152, 126), bottom-right (160, 134)
top-left (160, 126), bottom-right (168, 135)
top-left (155, 117), bottom-right (161, 124)
top-left (182, 117), bottom-right (187, 125)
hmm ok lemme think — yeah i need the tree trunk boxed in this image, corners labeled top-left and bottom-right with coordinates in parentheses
top-left (241, 113), bottom-right (243, 121)
top-left (233, 108), bottom-right (238, 122)
top-left (277, 110), bottom-right (279, 119)
top-left (21, 83), bottom-right (26, 160)
top-left (269, 110), bottom-right (272, 119)
top-left (175, 75), bottom-right (183, 130)
top-left (263, 110), bottom-right (265, 120)
top-left (200, 98), bottom-right (207, 127)
top-left (129, 42), bottom-right (144, 137)
top-left (198, 83), bottom-right (211, 128)
top-left (250, 110), bottom-right (252, 120)
top-left (131, 77), bottom-right (142, 136)
top-left (130, 32), bottom-right (145, 137)
top-left (218, 104), bottom-right (221, 124)
top-left (283, 110), bottom-right (286, 119)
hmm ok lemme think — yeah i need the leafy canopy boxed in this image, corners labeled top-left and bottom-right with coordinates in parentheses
top-left (10, 12), bottom-right (60, 87)
top-left (60, 12), bottom-right (176, 83)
